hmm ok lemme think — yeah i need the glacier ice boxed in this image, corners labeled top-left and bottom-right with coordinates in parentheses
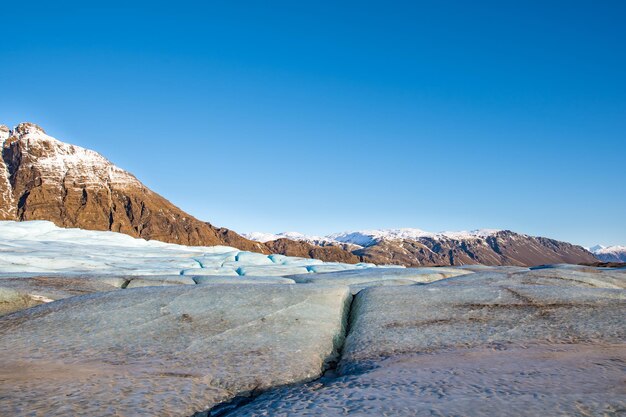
top-left (287, 267), bottom-right (471, 286)
top-left (227, 344), bottom-right (626, 417)
top-left (342, 283), bottom-right (625, 366)
top-left (0, 284), bottom-right (352, 416)
top-left (0, 221), bottom-right (378, 278)
top-left (1, 222), bottom-right (625, 416)
top-left (193, 275), bottom-right (296, 285)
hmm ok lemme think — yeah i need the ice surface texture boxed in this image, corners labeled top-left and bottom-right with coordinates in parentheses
top-left (0, 284), bottom-right (352, 416)
top-left (227, 344), bottom-right (626, 417)
top-left (226, 269), bottom-right (626, 417)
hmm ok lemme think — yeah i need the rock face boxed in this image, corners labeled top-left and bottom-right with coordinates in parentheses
top-left (0, 123), bottom-right (267, 252)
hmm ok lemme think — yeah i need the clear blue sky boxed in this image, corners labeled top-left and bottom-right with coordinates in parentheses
top-left (1, 1), bottom-right (625, 246)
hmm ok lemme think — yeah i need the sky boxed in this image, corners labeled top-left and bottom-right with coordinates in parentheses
top-left (1, 1), bottom-right (625, 247)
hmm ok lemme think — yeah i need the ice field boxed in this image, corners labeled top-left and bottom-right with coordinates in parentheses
top-left (0, 221), bottom-right (624, 416)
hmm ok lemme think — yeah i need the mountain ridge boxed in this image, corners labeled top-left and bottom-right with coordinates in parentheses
top-left (0, 122), bottom-right (268, 252)
top-left (590, 245), bottom-right (626, 263)
top-left (245, 228), bottom-right (597, 266)
top-left (0, 122), bottom-right (600, 267)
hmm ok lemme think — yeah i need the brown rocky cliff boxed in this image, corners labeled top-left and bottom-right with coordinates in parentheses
top-left (0, 123), bottom-right (268, 253)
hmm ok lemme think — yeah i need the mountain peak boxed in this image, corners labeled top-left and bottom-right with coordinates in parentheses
top-left (13, 122), bottom-right (46, 136)
top-left (0, 125), bottom-right (9, 142)
top-left (0, 123), bottom-right (269, 252)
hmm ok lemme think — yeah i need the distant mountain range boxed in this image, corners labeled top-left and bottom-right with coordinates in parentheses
top-left (0, 122), bottom-right (603, 267)
top-left (589, 245), bottom-right (626, 263)
top-left (0, 123), bottom-right (357, 263)
top-left (245, 228), bottom-right (598, 266)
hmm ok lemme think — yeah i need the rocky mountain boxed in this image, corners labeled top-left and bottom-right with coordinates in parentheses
top-left (0, 122), bottom-right (601, 267)
top-left (0, 123), bottom-right (268, 252)
top-left (590, 245), bottom-right (626, 263)
top-left (248, 228), bottom-right (599, 267)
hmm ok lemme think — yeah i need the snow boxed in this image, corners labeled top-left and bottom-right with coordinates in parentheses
top-left (5, 122), bottom-right (140, 188)
top-left (590, 244), bottom-right (626, 262)
top-left (0, 220), bottom-right (378, 276)
top-left (0, 125), bottom-right (9, 142)
top-left (245, 228), bottom-right (502, 247)
top-left (243, 231), bottom-right (337, 245)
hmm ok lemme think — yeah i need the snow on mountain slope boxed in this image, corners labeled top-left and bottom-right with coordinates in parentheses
top-left (0, 122), bottom-right (269, 251)
top-left (590, 245), bottom-right (626, 262)
top-left (2, 122), bottom-right (140, 188)
top-left (0, 220), bottom-right (376, 276)
top-left (246, 228), bottom-right (502, 247)
top-left (243, 231), bottom-right (337, 246)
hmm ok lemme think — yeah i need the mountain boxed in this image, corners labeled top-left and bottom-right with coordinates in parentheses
top-left (590, 245), bottom-right (626, 262)
top-left (0, 122), bottom-right (600, 267)
top-left (247, 228), bottom-right (598, 267)
top-left (0, 123), bottom-right (267, 252)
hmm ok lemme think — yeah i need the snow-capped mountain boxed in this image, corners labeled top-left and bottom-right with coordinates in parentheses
top-left (243, 231), bottom-right (337, 246)
top-left (245, 227), bottom-right (597, 267)
top-left (0, 122), bottom-right (600, 268)
top-left (246, 228), bottom-right (504, 247)
top-left (589, 245), bottom-right (626, 263)
top-left (327, 228), bottom-right (502, 247)
top-left (0, 123), bottom-right (359, 263)
top-left (0, 122), bottom-right (265, 252)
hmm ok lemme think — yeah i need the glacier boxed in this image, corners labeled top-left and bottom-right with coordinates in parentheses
top-left (0, 220), bottom-right (624, 417)
top-left (0, 220), bottom-right (377, 276)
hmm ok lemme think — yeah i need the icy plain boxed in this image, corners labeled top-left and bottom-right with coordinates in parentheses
top-left (0, 221), bottom-right (625, 416)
